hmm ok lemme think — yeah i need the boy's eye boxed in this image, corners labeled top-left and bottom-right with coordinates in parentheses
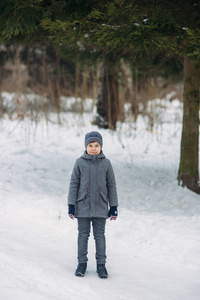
top-left (88, 144), bottom-right (99, 147)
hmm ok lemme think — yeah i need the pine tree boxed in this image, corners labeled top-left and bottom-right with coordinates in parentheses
top-left (69, 0), bottom-right (200, 193)
top-left (0, 0), bottom-right (199, 193)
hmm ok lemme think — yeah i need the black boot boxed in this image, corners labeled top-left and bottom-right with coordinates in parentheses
top-left (75, 263), bottom-right (87, 277)
top-left (97, 264), bottom-right (108, 279)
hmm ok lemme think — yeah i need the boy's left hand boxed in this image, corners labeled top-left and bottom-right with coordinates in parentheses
top-left (68, 204), bottom-right (75, 220)
top-left (108, 206), bottom-right (118, 220)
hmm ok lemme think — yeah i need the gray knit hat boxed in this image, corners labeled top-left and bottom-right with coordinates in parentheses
top-left (85, 131), bottom-right (103, 148)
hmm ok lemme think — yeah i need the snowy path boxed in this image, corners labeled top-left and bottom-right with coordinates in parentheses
top-left (0, 116), bottom-right (200, 300)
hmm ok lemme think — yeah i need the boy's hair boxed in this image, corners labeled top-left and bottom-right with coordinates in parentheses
top-left (85, 131), bottom-right (103, 148)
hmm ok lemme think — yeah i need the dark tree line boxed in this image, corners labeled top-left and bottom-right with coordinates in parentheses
top-left (0, 0), bottom-right (199, 194)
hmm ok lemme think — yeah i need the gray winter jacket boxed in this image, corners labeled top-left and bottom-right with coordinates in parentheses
top-left (68, 151), bottom-right (118, 218)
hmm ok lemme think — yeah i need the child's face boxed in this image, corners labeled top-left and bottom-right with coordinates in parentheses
top-left (86, 142), bottom-right (101, 155)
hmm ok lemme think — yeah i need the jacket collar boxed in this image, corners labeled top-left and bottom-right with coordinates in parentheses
top-left (81, 150), bottom-right (105, 160)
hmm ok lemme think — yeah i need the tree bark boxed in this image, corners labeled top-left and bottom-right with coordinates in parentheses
top-left (107, 59), bottom-right (119, 130)
top-left (96, 61), bottom-right (109, 128)
top-left (131, 65), bottom-right (139, 122)
top-left (96, 56), bottom-right (119, 130)
top-left (178, 55), bottom-right (200, 194)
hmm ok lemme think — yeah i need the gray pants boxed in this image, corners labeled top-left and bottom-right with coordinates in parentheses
top-left (77, 218), bottom-right (106, 264)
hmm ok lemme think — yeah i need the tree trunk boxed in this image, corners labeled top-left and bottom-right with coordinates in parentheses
top-left (95, 61), bottom-right (109, 128)
top-left (131, 65), bottom-right (139, 122)
top-left (178, 55), bottom-right (200, 194)
top-left (0, 92), bottom-right (3, 117)
top-left (96, 56), bottom-right (119, 130)
top-left (107, 59), bottom-right (119, 130)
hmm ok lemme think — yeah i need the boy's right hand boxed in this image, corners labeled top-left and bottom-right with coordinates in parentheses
top-left (68, 204), bottom-right (75, 220)
top-left (108, 206), bottom-right (118, 220)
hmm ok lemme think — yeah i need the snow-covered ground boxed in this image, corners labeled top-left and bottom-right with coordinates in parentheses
top-left (0, 104), bottom-right (200, 300)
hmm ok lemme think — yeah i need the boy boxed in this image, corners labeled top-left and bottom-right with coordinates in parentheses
top-left (68, 131), bottom-right (118, 278)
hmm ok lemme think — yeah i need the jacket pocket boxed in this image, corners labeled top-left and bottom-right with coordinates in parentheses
top-left (100, 191), bottom-right (108, 203)
top-left (76, 188), bottom-right (89, 217)
top-left (77, 189), bottom-right (88, 202)
top-left (96, 190), bottom-right (109, 218)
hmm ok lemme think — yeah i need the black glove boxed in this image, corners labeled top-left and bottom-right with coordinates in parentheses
top-left (68, 204), bottom-right (75, 219)
top-left (108, 206), bottom-right (118, 220)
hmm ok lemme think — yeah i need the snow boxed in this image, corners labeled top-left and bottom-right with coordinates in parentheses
top-left (0, 100), bottom-right (200, 300)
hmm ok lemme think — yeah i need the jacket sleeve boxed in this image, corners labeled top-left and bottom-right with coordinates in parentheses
top-left (68, 159), bottom-right (80, 205)
top-left (106, 160), bottom-right (118, 207)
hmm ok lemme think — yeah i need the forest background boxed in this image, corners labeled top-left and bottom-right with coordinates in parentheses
top-left (0, 0), bottom-right (200, 194)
